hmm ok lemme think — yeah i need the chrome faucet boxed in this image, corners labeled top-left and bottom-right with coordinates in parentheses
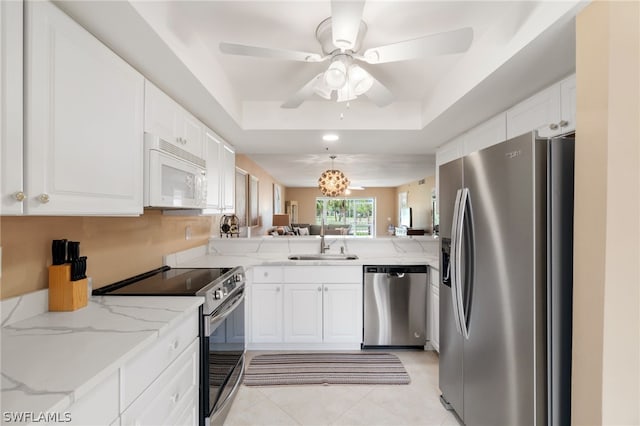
top-left (320, 218), bottom-right (329, 253)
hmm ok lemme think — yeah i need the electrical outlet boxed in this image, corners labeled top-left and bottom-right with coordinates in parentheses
top-left (185, 226), bottom-right (192, 240)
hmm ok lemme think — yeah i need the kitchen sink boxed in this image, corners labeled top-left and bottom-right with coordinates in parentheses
top-left (288, 254), bottom-right (359, 261)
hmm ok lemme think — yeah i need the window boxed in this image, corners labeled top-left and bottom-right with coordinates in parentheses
top-left (315, 197), bottom-right (376, 237)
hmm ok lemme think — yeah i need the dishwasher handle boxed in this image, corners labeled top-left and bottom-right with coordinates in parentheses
top-left (387, 272), bottom-right (406, 278)
top-left (364, 265), bottom-right (428, 275)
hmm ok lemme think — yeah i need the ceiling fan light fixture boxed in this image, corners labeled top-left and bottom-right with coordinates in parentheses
top-left (348, 64), bottom-right (374, 95)
top-left (337, 85), bottom-right (357, 103)
top-left (324, 59), bottom-right (347, 89)
top-left (313, 76), bottom-right (333, 99)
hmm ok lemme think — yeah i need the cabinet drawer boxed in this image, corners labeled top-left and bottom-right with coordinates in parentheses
top-left (121, 313), bottom-right (198, 409)
top-left (252, 266), bottom-right (283, 283)
top-left (122, 339), bottom-right (199, 426)
top-left (284, 266), bottom-right (361, 283)
top-left (430, 268), bottom-right (439, 287)
top-left (66, 371), bottom-right (119, 425)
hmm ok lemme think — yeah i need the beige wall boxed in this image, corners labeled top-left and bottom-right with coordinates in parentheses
top-left (235, 154), bottom-right (285, 236)
top-left (573, 1), bottom-right (640, 425)
top-left (396, 176), bottom-right (435, 233)
top-left (285, 187), bottom-right (397, 237)
top-left (0, 211), bottom-right (213, 299)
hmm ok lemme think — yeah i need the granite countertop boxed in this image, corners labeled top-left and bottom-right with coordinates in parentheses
top-left (1, 295), bottom-right (203, 421)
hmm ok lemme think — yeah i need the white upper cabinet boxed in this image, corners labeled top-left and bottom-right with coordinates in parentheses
top-left (203, 128), bottom-right (235, 213)
top-left (144, 80), bottom-right (204, 159)
top-left (0, 0), bottom-right (24, 215)
top-left (560, 74), bottom-right (576, 135)
top-left (24, 1), bottom-right (144, 215)
top-left (221, 143), bottom-right (236, 212)
top-left (204, 130), bottom-right (222, 210)
top-left (436, 135), bottom-right (464, 168)
top-left (506, 74), bottom-right (576, 139)
top-left (463, 112), bottom-right (507, 155)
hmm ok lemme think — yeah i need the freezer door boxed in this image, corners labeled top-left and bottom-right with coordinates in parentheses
top-left (462, 132), bottom-right (547, 426)
top-left (438, 159), bottom-right (464, 417)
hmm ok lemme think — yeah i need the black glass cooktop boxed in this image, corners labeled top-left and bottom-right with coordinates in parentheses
top-left (92, 266), bottom-right (232, 296)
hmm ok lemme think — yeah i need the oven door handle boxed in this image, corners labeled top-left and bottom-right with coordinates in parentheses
top-left (205, 289), bottom-right (245, 336)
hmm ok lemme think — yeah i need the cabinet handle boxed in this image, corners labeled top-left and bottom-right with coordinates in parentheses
top-left (276, 286), bottom-right (280, 292)
top-left (559, 120), bottom-right (569, 127)
top-left (169, 340), bottom-right (179, 350)
top-left (549, 123), bottom-right (559, 130)
top-left (14, 191), bottom-right (25, 202)
top-left (38, 193), bottom-right (50, 204)
top-left (317, 286), bottom-right (322, 292)
top-left (170, 392), bottom-right (180, 404)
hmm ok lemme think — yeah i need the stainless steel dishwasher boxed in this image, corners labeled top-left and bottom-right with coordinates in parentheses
top-left (363, 265), bottom-right (428, 347)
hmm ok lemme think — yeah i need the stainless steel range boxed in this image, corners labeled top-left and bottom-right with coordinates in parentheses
top-left (93, 265), bottom-right (246, 426)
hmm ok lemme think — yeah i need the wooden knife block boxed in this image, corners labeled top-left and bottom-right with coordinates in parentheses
top-left (48, 264), bottom-right (88, 312)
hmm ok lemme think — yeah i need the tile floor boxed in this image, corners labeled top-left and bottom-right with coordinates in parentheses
top-left (224, 350), bottom-right (461, 426)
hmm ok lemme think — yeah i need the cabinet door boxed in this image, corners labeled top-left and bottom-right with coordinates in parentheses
top-left (179, 108), bottom-right (204, 159)
top-left (431, 286), bottom-right (440, 352)
top-left (144, 80), bottom-right (178, 144)
top-left (506, 84), bottom-right (562, 139)
top-left (323, 284), bottom-right (363, 343)
top-left (560, 74), bottom-right (576, 134)
top-left (221, 143), bottom-right (236, 212)
top-left (25, 1), bottom-right (144, 215)
top-left (204, 129), bottom-right (222, 209)
top-left (463, 113), bottom-right (506, 155)
top-left (121, 339), bottom-right (199, 426)
top-left (1, 0), bottom-right (24, 215)
top-left (284, 284), bottom-right (323, 343)
top-left (250, 284), bottom-right (283, 343)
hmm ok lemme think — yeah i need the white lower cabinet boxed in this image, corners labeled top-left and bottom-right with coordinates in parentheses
top-left (250, 283), bottom-right (284, 343)
top-left (429, 267), bottom-right (440, 352)
top-left (249, 266), bottom-right (363, 349)
top-left (323, 284), bottom-right (363, 343)
top-left (284, 284), bottom-right (323, 343)
top-left (60, 309), bottom-right (200, 426)
top-left (121, 339), bottom-right (199, 426)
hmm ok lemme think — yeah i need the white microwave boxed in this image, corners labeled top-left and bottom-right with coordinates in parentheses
top-left (143, 133), bottom-right (207, 209)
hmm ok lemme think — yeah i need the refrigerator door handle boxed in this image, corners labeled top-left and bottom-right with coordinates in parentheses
top-left (456, 188), bottom-right (472, 339)
top-left (450, 188), bottom-right (464, 335)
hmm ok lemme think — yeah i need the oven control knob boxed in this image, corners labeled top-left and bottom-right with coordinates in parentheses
top-left (234, 274), bottom-right (243, 283)
top-left (213, 289), bottom-right (223, 300)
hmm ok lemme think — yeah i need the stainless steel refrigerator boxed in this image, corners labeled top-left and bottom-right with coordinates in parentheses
top-left (438, 132), bottom-right (574, 426)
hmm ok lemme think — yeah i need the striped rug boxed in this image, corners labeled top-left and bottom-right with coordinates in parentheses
top-left (243, 352), bottom-right (411, 386)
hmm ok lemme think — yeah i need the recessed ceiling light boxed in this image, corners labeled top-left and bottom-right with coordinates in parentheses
top-left (322, 134), bottom-right (339, 142)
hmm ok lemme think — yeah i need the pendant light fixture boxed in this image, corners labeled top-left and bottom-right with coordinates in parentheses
top-left (318, 155), bottom-right (350, 197)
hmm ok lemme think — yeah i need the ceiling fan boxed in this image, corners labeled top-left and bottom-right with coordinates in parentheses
top-left (219, 0), bottom-right (473, 108)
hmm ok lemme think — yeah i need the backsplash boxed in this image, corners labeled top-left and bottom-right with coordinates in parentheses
top-left (0, 211), bottom-right (214, 299)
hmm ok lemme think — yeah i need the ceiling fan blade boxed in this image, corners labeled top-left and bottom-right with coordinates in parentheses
top-left (281, 74), bottom-right (324, 108)
top-left (361, 27), bottom-right (474, 64)
top-left (220, 42), bottom-right (325, 63)
top-left (331, 0), bottom-right (365, 50)
top-left (362, 76), bottom-right (393, 107)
